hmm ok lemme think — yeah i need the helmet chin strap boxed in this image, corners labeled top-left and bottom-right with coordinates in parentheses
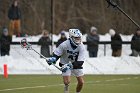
top-left (73, 37), bottom-right (81, 44)
top-left (69, 38), bottom-right (78, 47)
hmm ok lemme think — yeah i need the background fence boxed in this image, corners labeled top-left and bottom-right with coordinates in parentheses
top-left (11, 41), bottom-right (131, 56)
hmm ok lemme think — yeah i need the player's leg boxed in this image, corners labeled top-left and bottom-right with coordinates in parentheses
top-left (63, 76), bottom-right (71, 93)
top-left (62, 69), bottom-right (71, 93)
top-left (76, 76), bottom-right (84, 93)
top-left (72, 69), bottom-right (84, 93)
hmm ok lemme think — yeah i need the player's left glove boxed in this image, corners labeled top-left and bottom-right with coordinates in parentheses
top-left (61, 63), bottom-right (73, 72)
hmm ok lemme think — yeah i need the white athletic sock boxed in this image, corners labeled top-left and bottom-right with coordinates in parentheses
top-left (76, 92), bottom-right (80, 93)
top-left (64, 84), bottom-right (69, 93)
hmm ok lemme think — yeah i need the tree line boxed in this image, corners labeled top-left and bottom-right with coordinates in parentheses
top-left (0, 0), bottom-right (140, 35)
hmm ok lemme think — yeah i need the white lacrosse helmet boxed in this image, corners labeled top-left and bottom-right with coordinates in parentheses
top-left (69, 29), bottom-right (82, 46)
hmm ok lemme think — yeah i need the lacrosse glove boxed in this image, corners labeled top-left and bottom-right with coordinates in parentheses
top-left (47, 57), bottom-right (56, 65)
top-left (61, 63), bottom-right (73, 72)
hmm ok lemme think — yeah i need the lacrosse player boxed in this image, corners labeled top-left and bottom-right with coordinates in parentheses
top-left (47, 29), bottom-right (86, 93)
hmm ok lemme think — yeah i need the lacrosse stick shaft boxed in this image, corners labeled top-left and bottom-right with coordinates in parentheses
top-left (32, 48), bottom-right (47, 60)
top-left (106, 0), bottom-right (140, 29)
top-left (31, 48), bottom-right (62, 71)
top-left (52, 64), bottom-right (62, 71)
top-left (32, 47), bottom-right (72, 71)
top-left (21, 39), bottom-right (62, 71)
top-left (116, 6), bottom-right (140, 29)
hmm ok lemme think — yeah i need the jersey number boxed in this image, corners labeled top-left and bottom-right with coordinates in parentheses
top-left (68, 54), bottom-right (78, 61)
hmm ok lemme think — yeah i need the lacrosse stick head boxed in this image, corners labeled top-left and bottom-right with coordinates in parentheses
top-left (20, 38), bottom-right (32, 50)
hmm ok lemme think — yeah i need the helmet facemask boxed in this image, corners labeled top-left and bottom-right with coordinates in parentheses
top-left (71, 36), bottom-right (82, 45)
top-left (69, 29), bottom-right (82, 46)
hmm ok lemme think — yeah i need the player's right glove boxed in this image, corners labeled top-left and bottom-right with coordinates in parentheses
top-left (47, 57), bottom-right (56, 65)
top-left (61, 63), bottom-right (73, 72)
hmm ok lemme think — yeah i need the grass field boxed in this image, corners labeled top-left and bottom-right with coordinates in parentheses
top-left (0, 75), bottom-right (140, 93)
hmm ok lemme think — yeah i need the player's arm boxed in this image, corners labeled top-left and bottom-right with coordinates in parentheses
top-left (46, 43), bottom-right (64, 65)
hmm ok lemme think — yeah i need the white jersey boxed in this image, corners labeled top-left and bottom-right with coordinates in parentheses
top-left (54, 39), bottom-right (86, 64)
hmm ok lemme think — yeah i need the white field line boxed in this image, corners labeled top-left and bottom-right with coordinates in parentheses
top-left (0, 84), bottom-right (64, 92)
top-left (0, 77), bottom-right (139, 92)
top-left (85, 77), bottom-right (139, 84)
top-left (92, 84), bottom-right (129, 86)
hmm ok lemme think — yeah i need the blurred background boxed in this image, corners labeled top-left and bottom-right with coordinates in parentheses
top-left (0, 1), bottom-right (140, 93)
top-left (0, 0), bottom-right (140, 35)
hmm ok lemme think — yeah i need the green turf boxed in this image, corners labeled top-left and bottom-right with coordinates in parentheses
top-left (0, 75), bottom-right (140, 93)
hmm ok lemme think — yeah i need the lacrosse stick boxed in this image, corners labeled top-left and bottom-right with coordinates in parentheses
top-left (106, 0), bottom-right (140, 29)
top-left (20, 38), bottom-right (62, 71)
